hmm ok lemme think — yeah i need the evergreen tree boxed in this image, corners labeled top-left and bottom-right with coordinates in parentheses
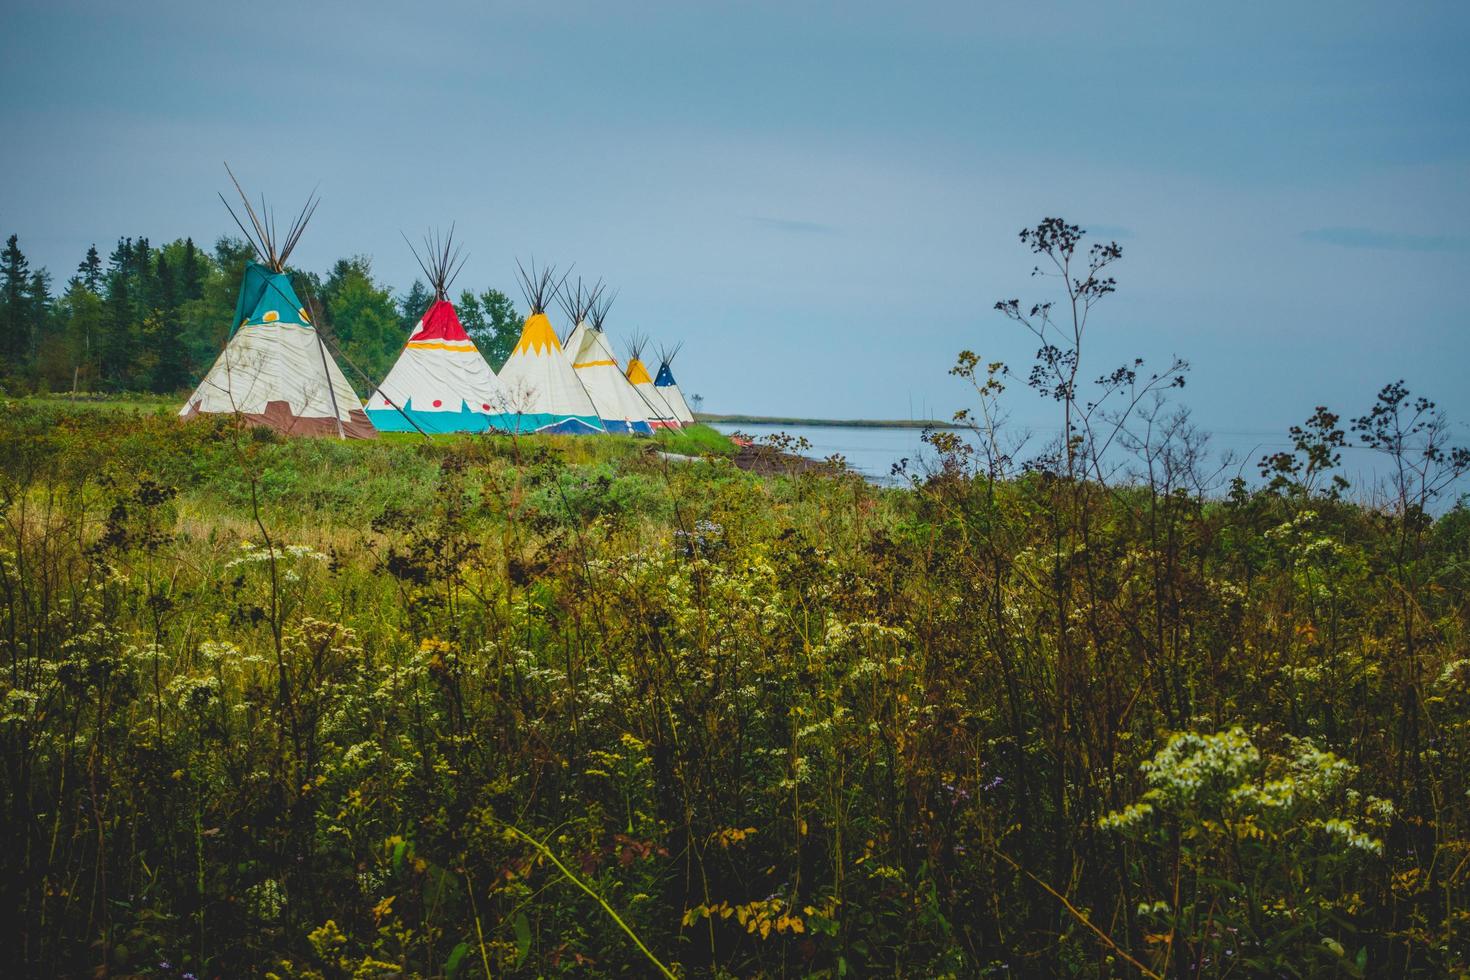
top-left (36, 278), bottom-right (90, 390)
top-left (455, 287), bottom-right (520, 369)
top-left (144, 255), bottom-right (187, 391)
top-left (57, 280), bottom-right (104, 389)
top-left (131, 237), bottom-right (155, 317)
top-left (179, 238), bottom-right (202, 301)
top-left (147, 308), bottom-right (189, 393)
top-left (1, 235), bottom-right (31, 371)
top-left (457, 289), bottom-right (484, 338)
top-left (478, 288), bottom-right (521, 371)
top-left (156, 254), bottom-right (177, 313)
top-left (76, 244), bottom-right (103, 293)
top-left (177, 236), bottom-right (253, 371)
top-left (101, 238), bottom-right (135, 386)
top-left (399, 280), bottom-right (431, 332)
top-left (213, 236), bottom-right (254, 281)
top-left (321, 256), bottom-right (400, 393)
top-left (27, 269), bottom-right (52, 360)
top-left (108, 238), bottom-right (133, 279)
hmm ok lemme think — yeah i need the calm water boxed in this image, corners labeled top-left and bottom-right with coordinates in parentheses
top-left (709, 423), bottom-right (941, 484)
top-left (709, 421), bottom-right (1470, 505)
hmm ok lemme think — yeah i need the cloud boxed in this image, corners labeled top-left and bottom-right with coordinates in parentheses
top-left (1300, 226), bottom-right (1470, 253)
top-left (749, 215), bottom-right (840, 235)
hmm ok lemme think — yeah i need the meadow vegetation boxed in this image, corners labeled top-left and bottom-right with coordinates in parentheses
top-left (2, 221), bottom-right (1468, 978)
top-left (1, 397), bottom-right (1466, 978)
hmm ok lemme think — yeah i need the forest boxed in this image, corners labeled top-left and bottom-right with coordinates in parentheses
top-left (0, 232), bottom-right (525, 397)
top-left (0, 220), bottom-right (1467, 978)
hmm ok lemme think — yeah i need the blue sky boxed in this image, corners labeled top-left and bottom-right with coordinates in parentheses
top-left (2, 0), bottom-right (1467, 445)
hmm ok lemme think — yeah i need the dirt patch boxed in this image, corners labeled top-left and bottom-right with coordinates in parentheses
top-left (731, 444), bottom-right (828, 477)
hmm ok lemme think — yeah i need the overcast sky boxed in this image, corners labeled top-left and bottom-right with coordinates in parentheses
top-left (3, 0), bottom-right (1467, 441)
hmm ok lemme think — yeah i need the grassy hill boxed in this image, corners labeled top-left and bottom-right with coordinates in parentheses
top-left (0, 397), bottom-right (1466, 977)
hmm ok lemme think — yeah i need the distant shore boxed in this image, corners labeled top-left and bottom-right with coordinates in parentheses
top-left (696, 412), bottom-right (961, 430)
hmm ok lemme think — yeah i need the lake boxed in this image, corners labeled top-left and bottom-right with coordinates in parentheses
top-left (708, 422), bottom-right (941, 484)
top-left (708, 421), bottom-right (1468, 505)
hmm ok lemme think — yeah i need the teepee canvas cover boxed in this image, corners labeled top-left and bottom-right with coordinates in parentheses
top-left (182, 265), bottom-right (373, 437)
top-left (557, 278), bottom-right (596, 370)
top-left (653, 343), bottom-right (696, 425)
top-left (367, 230), bottom-right (506, 433)
top-left (563, 285), bottom-right (652, 435)
top-left (181, 172), bottom-right (374, 438)
top-left (367, 300), bottom-right (506, 432)
top-left (493, 261), bottom-right (603, 434)
top-left (562, 320), bottom-right (588, 371)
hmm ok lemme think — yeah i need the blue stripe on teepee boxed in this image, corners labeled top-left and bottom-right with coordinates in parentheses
top-left (490, 413), bottom-right (606, 435)
top-left (366, 402), bottom-right (494, 434)
top-left (602, 418), bottom-right (655, 436)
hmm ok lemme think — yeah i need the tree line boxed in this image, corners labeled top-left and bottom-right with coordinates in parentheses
top-left (0, 232), bottom-right (525, 396)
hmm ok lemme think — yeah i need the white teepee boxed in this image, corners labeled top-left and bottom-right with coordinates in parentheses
top-left (493, 260), bottom-right (604, 434)
top-left (653, 342), bottom-right (696, 425)
top-left (564, 286), bottom-right (653, 435)
top-left (181, 167), bottom-right (374, 438)
top-left (367, 229), bottom-right (507, 433)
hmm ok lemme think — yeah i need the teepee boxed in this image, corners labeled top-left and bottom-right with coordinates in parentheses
top-left (565, 287), bottom-right (653, 436)
top-left (181, 167), bottom-right (374, 438)
top-left (624, 332), bottom-right (680, 430)
top-left (653, 342), bottom-right (696, 425)
top-left (366, 229), bottom-right (507, 433)
top-left (493, 261), bottom-right (604, 434)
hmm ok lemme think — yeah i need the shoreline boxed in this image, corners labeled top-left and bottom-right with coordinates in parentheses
top-left (697, 412), bottom-right (960, 430)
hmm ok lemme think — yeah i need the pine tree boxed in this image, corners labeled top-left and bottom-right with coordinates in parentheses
top-left (59, 279), bottom-right (104, 388)
top-left (399, 280), bottom-right (431, 333)
top-left (180, 238), bottom-right (202, 301)
top-left (479, 288), bottom-right (521, 371)
top-left (108, 238), bottom-right (133, 279)
top-left (27, 270), bottom-right (52, 361)
top-left (455, 287), bottom-right (519, 370)
top-left (147, 309), bottom-right (189, 393)
top-left (131, 237), bottom-right (155, 317)
top-left (148, 253), bottom-right (187, 392)
top-left (76, 245), bottom-right (103, 293)
top-left (1, 234), bottom-right (32, 370)
top-left (156, 254), bottom-right (177, 313)
top-left (321, 256), bottom-right (400, 391)
top-left (101, 238), bottom-right (135, 386)
top-left (457, 289), bottom-right (485, 338)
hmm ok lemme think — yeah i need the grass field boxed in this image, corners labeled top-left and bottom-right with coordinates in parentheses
top-left (1, 396), bottom-right (1467, 977)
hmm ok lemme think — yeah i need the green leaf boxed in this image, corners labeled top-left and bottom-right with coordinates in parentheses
top-left (514, 911), bottom-right (532, 968)
top-left (392, 839), bottom-right (407, 874)
top-left (445, 941), bottom-right (470, 979)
